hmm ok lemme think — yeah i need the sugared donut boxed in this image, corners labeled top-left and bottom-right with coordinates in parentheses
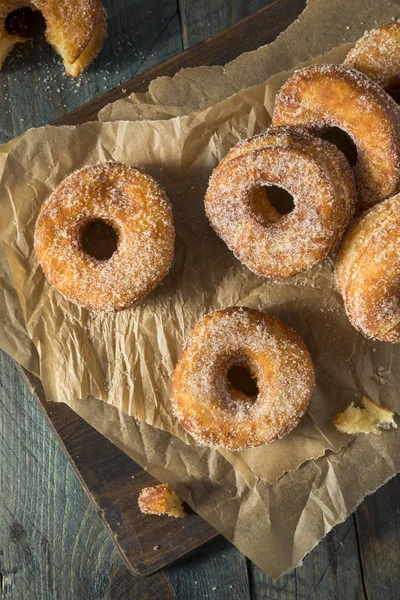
top-left (337, 193), bottom-right (400, 343)
top-left (0, 0), bottom-right (107, 76)
top-left (344, 23), bottom-right (400, 91)
top-left (205, 127), bottom-right (356, 278)
top-left (34, 162), bottom-right (175, 312)
top-left (272, 64), bottom-right (400, 210)
top-left (171, 307), bottom-right (315, 451)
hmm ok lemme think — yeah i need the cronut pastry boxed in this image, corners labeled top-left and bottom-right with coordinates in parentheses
top-left (336, 193), bottom-right (400, 343)
top-left (205, 127), bottom-right (356, 278)
top-left (34, 162), bottom-right (175, 312)
top-left (272, 64), bottom-right (400, 210)
top-left (344, 22), bottom-right (400, 91)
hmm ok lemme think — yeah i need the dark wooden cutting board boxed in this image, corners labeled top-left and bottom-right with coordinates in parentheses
top-left (16, 0), bottom-right (306, 577)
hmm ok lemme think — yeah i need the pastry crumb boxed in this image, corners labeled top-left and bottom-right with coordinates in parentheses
top-left (334, 397), bottom-right (397, 434)
top-left (138, 483), bottom-right (186, 518)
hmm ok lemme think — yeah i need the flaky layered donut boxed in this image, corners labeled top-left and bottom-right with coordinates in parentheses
top-left (0, 0), bottom-right (107, 76)
top-left (0, 1), bottom-right (29, 67)
top-left (337, 193), bottom-right (400, 343)
top-left (205, 127), bottom-right (356, 278)
top-left (171, 307), bottom-right (315, 451)
top-left (344, 23), bottom-right (400, 91)
top-left (272, 65), bottom-right (400, 210)
top-left (34, 162), bottom-right (175, 312)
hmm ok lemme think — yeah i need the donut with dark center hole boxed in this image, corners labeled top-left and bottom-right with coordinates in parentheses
top-left (205, 127), bottom-right (356, 278)
top-left (34, 162), bottom-right (175, 312)
top-left (171, 307), bottom-right (315, 451)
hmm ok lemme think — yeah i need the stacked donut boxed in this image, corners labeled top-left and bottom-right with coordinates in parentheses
top-left (34, 23), bottom-right (400, 452)
top-left (205, 21), bottom-right (400, 347)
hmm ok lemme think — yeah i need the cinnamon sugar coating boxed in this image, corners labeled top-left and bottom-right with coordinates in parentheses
top-left (337, 193), bottom-right (400, 343)
top-left (138, 484), bottom-right (186, 518)
top-left (171, 307), bottom-right (315, 451)
top-left (344, 23), bottom-right (400, 90)
top-left (0, 0), bottom-right (107, 76)
top-left (34, 162), bottom-right (175, 312)
top-left (272, 64), bottom-right (400, 210)
top-left (205, 127), bottom-right (356, 278)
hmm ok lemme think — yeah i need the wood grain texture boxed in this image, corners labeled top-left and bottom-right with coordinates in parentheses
top-left (18, 366), bottom-right (216, 577)
top-left (177, 0), bottom-right (273, 48)
top-left (0, 349), bottom-right (212, 599)
top-left (168, 537), bottom-right (251, 599)
top-left (106, 562), bottom-right (176, 600)
top-left (53, 0), bottom-right (306, 127)
top-left (0, 350), bottom-right (129, 599)
top-left (354, 476), bottom-right (400, 599)
top-left (0, 0), bottom-right (183, 142)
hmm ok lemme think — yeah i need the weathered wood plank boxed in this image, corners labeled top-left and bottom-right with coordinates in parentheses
top-left (0, 350), bottom-right (125, 599)
top-left (296, 518), bottom-right (366, 600)
top-left (0, 0), bottom-right (182, 142)
top-left (178, 0), bottom-right (231, 49)
top-left (167, 536), bottom-right (251, 599)
top-left (354, 475), bottom-right (400, 600)
top-left (106, 562), bottom-right (176, 600)
top-left (177, 0), bottom-right (275, 49)
top-left (0, 350), bottom-right (188, 599)
top-left (18, 366), bottom-right (216, 577)
top-left (230, 0), bottom-right (278, 23)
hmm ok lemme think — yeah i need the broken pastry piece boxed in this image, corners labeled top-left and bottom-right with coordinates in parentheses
top-left (0, 0), bottom-right (107, 77)
top-left (138, 484), bottom-right (186, 518)
top-left (334, 397), bottom-right (397, 435)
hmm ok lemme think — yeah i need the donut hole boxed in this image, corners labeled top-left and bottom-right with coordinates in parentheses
top-left (227, 364), bottom-right (259, 398)
top-left (251, 185), bottom-right (295, 224)
top-left (5, 7), bottom-right (45, 38)
top-left (81, 219), bottom-right (119, 261)
top-left (387, 87), bottom-right (400, 105)
top-left (320, 127), bottom-right (358, 167)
